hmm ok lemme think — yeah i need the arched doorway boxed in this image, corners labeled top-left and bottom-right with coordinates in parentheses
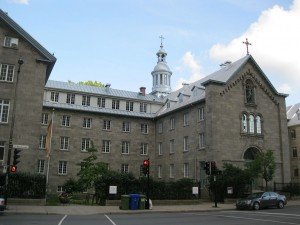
top-left (244, 147), bottom-right (260, 190)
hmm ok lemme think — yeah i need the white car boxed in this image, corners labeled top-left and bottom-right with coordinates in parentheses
top-left (0, 197), bottom-right (5, 211)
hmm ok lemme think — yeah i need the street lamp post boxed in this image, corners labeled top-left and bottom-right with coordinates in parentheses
top-left (4, 58), bottom-right (24, 206)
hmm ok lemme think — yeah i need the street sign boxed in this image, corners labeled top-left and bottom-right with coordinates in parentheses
top-left (13, 144), bottom-right (29, 149)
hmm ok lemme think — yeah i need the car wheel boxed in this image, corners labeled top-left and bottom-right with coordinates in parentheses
top-left (277, 201), bottom-right (284, 209)
top-left (253, 202), bottom-right (260, 210)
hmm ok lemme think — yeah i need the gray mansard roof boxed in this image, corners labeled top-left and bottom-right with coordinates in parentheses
top-left (287, 103), bottom-right (300, 127)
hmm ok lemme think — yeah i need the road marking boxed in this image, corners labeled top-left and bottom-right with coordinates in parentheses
top-left (58, 215), bottom-right (68, 225)
top-left (105, 214), bottom-right (117, 225)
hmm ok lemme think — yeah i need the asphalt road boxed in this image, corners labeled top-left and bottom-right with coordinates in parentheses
top-left (1, 206), bottom-right (300, 225)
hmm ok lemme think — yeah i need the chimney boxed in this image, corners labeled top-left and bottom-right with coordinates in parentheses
top-left (220, 61), bottom-right (232, 68)
top-left (105, 83), bottom-right (111, 88)
top-left (139, 87), bottom-right (146, 96)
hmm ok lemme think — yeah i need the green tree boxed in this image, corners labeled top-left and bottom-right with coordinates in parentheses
top-left (245, 150), bottom-right (275, 190)
top-left (68, 80), bottom-right (105, 87)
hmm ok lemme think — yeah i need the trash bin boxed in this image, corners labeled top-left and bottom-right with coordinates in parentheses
top-left (120, 195), bottom-right (130, 210)
top-left (139, 194), bottom-right (146, 210)
top-left (128, 194), bottom-right (140, 210)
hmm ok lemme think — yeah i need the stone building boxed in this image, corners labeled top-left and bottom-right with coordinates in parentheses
top-left (287, 103), bottom-right (300, 183)
top-left (1, 10), bottom-right (291, 194)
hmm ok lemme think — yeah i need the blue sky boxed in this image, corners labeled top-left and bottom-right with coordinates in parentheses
top-left (1, 0), bottom-right (299, 106)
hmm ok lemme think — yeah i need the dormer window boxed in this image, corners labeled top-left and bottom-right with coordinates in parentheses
top-left (4, 36), bottom-right (19, 48)
top-left (178, 93), bottom-right (183, 103)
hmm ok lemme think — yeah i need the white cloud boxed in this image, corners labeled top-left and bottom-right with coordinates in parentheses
top-left (174, 51), bottom-right (205, 90)
top-left (9, 0), bottom-right (29, 4)
top-left (209, 0), bottom-right (300, 94)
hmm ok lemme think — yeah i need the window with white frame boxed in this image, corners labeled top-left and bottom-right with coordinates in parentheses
top-left (102, 140), bottom-right (111, 153)
top-left (256, 116), bottom-right (262, 134)
top-left (66, 93), bottom-right (75, 104)
top-left (4, 36), bottom-right (19, 48)
top-left (140, 143), bottom-right (148, 155)
top-left (97, 97), bottom-right (105, 108)
top-left (122, 141), bottom-right (129, 154)
top-left (183, 163), bottom-right (189, 178)
top-left (0, 99), bottom-right (10, 123)
top-left (126, 101), bottom-right (134, 111)
top-left (170, 164), bottom-right (175, 178)
top-left (199, 133), bottom-right (205, 149)
top-left (183, 113), bottom-right (189, 126)
top-left (50, 92), bottom-right (59, 102)
top-left (103, 120), bottom-right (111, 130)
top-left (58, 161), bottom-right (67, 175)
top-left (41, 113), bottom-right (48, 125)
top-left (158, 165), bottom-right (162, 178)
top-left (57, 186), bottom-right (64, 193)
top-left (158, 142), bottom-right (162, 155)
top-left (158, 122), bottom-right (163, 133)
top-left (82, 95), bottom-right (90, 106)
top-left (0, 141), bottom-right (5, 162)
top-left (198, 107), bottom-right (204, 121)
top-left (170, 139), bottom-right (175, 154)
top-left (0, 64), bottom-right (14, 82)
top-left (37, 159), bottom-right (45, 173)
top-left (249, 115), bottom-right (255, 133)
top-left (170, 118), bottom-right (175, 130)
top-left (140, 103), bottom-right (147, 113)
top-left (60, 137), bottom-right (69, 150)
top-left (112, 99), bottom-right (120, 109)
top-left (62, 115), bottom-right (71, 127)
top-left (183, 136), bottom-right (189, 152)
top-left (39, 135), bottom-right (46, 149)
top-left (141, 123), bottom-right (148, 134)
top-left (121, 164), bottom-right (129, 174)
top-left (81, 138), bottom-right (90, 151)
top-left (83, 117), bottom-right (92, 128)
top-left (122, 121), bottom-right (130, 132)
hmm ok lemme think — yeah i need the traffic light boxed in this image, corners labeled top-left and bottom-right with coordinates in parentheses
top-left (204, 161), bottom-right (210, 175)
top-left (211, 161), bottom-right (216, 175)
top-left (13, 149), bottom-right (21, 166)
top-left (10, 165), bottom-right (17, 173)
top-left (143, 159), bottom-right (150, 175)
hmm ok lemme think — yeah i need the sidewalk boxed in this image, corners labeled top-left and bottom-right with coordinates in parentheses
top-left (4, 200), bottom-right (300, 215)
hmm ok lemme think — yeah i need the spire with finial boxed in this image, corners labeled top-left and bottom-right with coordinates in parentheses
top-left (243, 38), bottom-right (252, 55)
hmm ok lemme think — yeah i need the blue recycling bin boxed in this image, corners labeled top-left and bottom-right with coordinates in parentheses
top-left (129, 194), bottom-right (140, 210)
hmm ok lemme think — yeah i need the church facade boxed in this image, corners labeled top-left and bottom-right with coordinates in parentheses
top-left (1, 10), bottom-right (291, 194)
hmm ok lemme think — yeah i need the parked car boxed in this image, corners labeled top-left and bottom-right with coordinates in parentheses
top-left (0, 197), bottom-right (5, 211)
top-left (236, 191), bottom-right (287, 210)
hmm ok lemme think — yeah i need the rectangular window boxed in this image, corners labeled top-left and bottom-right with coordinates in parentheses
top-left (4, 36), bottom-right (18, 48)
top-left (41, 113), bottom-right (48, 125)
top-left (81, 138), bottom-right (90, 151)
top-left (294, 168), bottom-right (299, 177)
top-left (0, 99), bottom-right (10, 123)
top-left (83, 117), bottom-right (92, 128)
top-left (158, 142), bottom-right (162, 155)
top-left (97, 97), bottom-right (106, 108)
top-left (62, 115), bottom-right (71, 127)
top-left (170, 139), bottom-right (174, 154)
top-left (170, 118), bottom-right (175, 130)
top-left (50, 92), bottom-right (59, 102)
top-left (199, 133), bottom-right (205, 149)
top-left (0, 141), bottom-right (5, 162)
top-left (141, 123), bottom-right (148, 134)
top-left (122, 141), bottom-right (130, 154)
top-left (103, 120), bottom-right (111, 130)
top-left (0, 64), bottom-right (14, 82)
top-left (140, 103), bottom-right (147, 113)
top-left (198, 107), bottom-right (204, 121)
top-left (140, 143), bottom-right (148, 155)
top-left (121, 164), bottom-right (129, 174)
top-left (291, 129), bottom-right (296, 139)
top-left (183, 163), bottom-right (189, 178)
top-left (170, 164), bottom-right (175, 178)
top-left (112, 100), bottom-right (120, 109)
top-left (126, 101), bottom-right (134, 111)
top-left (58, 161), bottom-right (67, 175)
top-left (66, 93), bottom-right (75, 104)
top-left (60, 137), bottom-right (69, 150)
top-left (158, 165), bottom-right (162, 178)
top-left (292, 147), bottom-right (298, 157)
top-left (102, 140), bottom-right (111, 153)
top-left (158, 122), bottom-right (163, 133)
top-left (38, 159), bottom-right (45, 173)
top-left (82, 95), bottom-right (90, 106)
top-left (183, 136), bottom-right (189, 152)
top-left (57, 186), bottom-right (64, 193)
top-left (183, 113), bottom-right (189, 126)
top-left (39, 135), bottom-right (46, 149)
top-left (122, 121), bottom-right (130, 132)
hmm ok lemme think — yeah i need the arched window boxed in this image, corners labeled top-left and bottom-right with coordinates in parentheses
top-left (256, 116), bottom-right (262, 134)
top-left (245, 79), bottom-right (255, 104)
top-left (249, 115), bottom-right (254, 133)
top-left (242, 114), bottom-right (247, 132)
